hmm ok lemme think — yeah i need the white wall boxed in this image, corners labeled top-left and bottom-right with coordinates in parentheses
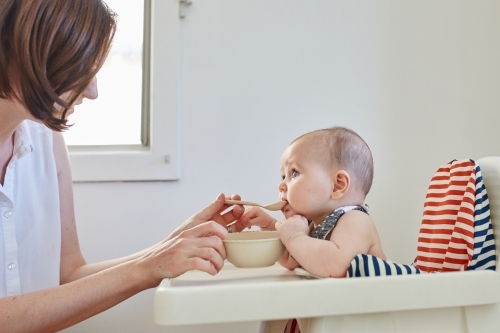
top-left (64, 1), bottom-right (500, 332)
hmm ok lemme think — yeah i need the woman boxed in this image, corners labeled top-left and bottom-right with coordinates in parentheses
top-left (0, 0), bottom-right (242, 331)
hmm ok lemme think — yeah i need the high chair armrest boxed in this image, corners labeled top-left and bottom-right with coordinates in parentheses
top-left (154, 264), bottom-right (500, 326)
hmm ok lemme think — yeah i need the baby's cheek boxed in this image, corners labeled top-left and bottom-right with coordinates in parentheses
top-left (289, 192), bottom-right (310, 214)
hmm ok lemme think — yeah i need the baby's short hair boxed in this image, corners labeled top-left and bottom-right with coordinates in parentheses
top-left (295, 126), bottom-right (374, 196)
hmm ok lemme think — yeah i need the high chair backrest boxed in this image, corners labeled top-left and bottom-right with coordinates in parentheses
top-left (476, 156), bottom-right (500, 272)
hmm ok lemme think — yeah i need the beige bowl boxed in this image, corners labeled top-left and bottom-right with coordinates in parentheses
top-left (223, 231), bottom-right (285, 268)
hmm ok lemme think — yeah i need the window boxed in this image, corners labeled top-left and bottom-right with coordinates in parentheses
top-left (65, 0), bottom-right (179, 182)
top-left (64, 0), bottom-right (144, 147)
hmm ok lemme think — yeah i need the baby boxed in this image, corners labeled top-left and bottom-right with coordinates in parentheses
top-left (235, 126), bottom-right (386, 278)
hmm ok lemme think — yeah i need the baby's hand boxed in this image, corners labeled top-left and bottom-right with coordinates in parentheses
top-left (275, 215), bottom-right (309, 246)
top-left (232, 207), bottom-right (277, 232)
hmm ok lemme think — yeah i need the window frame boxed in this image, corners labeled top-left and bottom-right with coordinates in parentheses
top-left (69, 0), bottom-right (180, 182)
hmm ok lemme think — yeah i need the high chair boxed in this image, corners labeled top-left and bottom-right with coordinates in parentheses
top-left (153, 157), bottom-right (500, 333)
top-left (265, 156), bottom-right (500, 333)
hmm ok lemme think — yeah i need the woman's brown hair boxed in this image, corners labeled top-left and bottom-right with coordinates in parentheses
top-left (0, 0), bottom-right (117, 131)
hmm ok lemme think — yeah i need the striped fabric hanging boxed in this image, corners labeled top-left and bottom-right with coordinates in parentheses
top-left (414, 159), bottom-right (496, 272)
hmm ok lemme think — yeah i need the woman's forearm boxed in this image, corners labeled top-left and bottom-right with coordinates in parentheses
top-left (61, 244), bottom-right (159, 283)
top-left (0, 260), bottom-right (149, 333)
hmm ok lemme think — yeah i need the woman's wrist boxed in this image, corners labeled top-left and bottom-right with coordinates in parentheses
top-left (126, 256), bottom-right (160, 291)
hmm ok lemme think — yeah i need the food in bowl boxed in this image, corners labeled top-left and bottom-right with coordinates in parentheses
top-left (223, 231), bottom-right (285, 268)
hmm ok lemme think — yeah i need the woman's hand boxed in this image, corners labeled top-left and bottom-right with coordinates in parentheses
top-left (135, 193), bottom-right (247, 287)
top-left (138, 220), bottom-right (230, 288)
top-left (169, 193), bottom-right (245, 239)
top-left (231, 207), bottom-right (278, 232)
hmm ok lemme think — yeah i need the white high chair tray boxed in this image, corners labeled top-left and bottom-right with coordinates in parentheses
top-left (154, 263), bottom-right (500, 327)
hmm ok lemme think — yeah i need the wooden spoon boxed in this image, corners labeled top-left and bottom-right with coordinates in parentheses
top-left (225, 200), bottom-right (286, 211)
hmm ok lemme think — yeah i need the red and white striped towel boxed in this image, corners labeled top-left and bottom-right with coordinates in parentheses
top-left (415, 159), bottom-right (495, 272)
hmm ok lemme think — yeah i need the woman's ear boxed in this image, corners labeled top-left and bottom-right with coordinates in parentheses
top-left (331, 170), bottom-right (350, 200)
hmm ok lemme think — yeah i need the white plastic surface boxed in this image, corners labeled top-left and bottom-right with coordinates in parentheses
top-left (154, 264), bottom-right (500, 331)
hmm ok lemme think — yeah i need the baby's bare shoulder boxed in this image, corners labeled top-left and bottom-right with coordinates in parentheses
top-left (341, 209), bottom-right (375, 225)
top-left (334, 210), bottom-right (378, 237)
top-left (328, 209), bottom-right (382, 257)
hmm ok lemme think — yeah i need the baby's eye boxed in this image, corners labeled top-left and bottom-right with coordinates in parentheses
top-left (292, 170), bottom-right (300, 178)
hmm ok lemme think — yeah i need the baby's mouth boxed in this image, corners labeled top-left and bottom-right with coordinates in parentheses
top-left (281, 201), bottom-right (290, 213)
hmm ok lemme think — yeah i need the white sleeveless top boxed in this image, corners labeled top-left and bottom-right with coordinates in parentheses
top-left (0, 120), bottom-right (61, 297)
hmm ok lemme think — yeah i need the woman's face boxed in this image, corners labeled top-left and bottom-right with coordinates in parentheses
top-left (57, 76), bottom-right (98, 118)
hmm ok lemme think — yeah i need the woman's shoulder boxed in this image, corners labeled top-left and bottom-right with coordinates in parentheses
top-left (20, 120), bottom-right (69, 183)
top-left (23, 119), bottom-right (51, 132)
top-left (22, 120), bottom-right (54, 146)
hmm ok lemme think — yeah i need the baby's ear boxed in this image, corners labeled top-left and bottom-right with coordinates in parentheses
top-left (331, 170), bottom-right (350, 200)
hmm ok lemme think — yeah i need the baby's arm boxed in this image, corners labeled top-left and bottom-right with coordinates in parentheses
top-left (233, 207), bottom-right (278, 232)
top-left (235, 208), bottom-right (300, 269)
top-left (277, 249), bottom-right (300, 270)
top-left (277, 211), bottom-right (378, 278)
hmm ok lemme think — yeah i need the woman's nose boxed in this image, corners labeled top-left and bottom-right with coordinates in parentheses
top-left (82, 77), bottom-right (98, 100)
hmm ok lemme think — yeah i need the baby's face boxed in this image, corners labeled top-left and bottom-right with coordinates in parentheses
top-left (278, 138), bottom-right (337, 223)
